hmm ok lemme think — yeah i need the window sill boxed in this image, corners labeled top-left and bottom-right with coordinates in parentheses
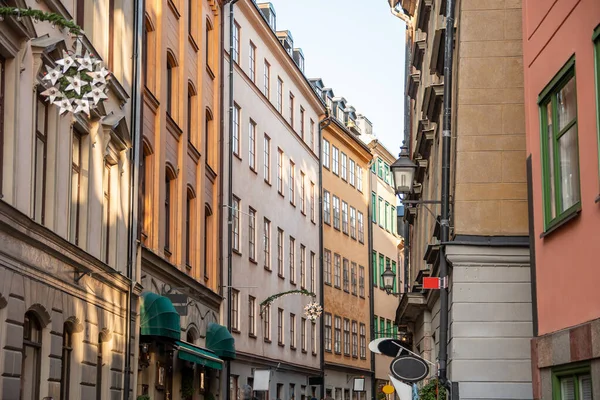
top-left (359, 295), bottom-right (365, 299)
top-left (232, 328), bottom-right (240, 334)
top-left (264, 266), bottom-right (272, 272)
top-left (325, 349), bottom-right (332, 353)
top-left (278, 342), bottom-right (285, 347)
top-left (278, 273), bottom-right (285, 280)
top-left (278, 191), bottom-right (285, 198)
top-left (334, 285), bottom-right (341, 290)
top-left (312, 352), bottom-right (317, 357)
top-left (301, 210), bottom-right (306, 216)
top-left (232, 249), bottom-right (242, 257)
top-left (264, 179), bottom-right (272, 186)
top-left (290, 281), bottom-right (297, 286)
top-left (206, 64), bottom-right (215, 80)
top-left (343, 289), bottom-right (350, 294)
top-left (325, 282), bottom-right (332, 287)
top-left (249, 334), bottom-right (257, 339)
top-left (249, 258), bottom-right (258, 265)
top-left (290, 346), bottom-right (297, 351)
top-left (233, 153), bottom-right (242, 162)
top-left (290, 202), bottom-right (296, 208)
top-left (167, 0), bottom-right (181, 18)
top-left (540, 206), bottom-right (581, 238)
top-left (301, 349), bottom-right (307, 354)
top-left (164, 248), bottom-right (172, 258)
top-left (188, 34), bottom-right (199, 52)
top-left (250, 166), bottom-right (258, 175)
top-left (264, 339), bottom-right (272, 344)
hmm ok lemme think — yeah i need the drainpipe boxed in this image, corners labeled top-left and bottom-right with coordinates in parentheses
top-left (318, 113), bottom-right (331, 400)
top-left (438, 0), bottom-right (455, 392)
top-left (123, 0), bottom-right (144, 395)
top-left (226, 3), bottom-right (239, 400)
top-left (367, 162), bottom-right (375, 400)
top-left (403, 18), bottom-right (413, 295)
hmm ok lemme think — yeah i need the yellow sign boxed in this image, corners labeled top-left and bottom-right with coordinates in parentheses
top-left (382, 385), bottom-right (395, 394)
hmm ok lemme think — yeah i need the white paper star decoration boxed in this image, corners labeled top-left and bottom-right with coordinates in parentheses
top-left (39, 42), bottom-right (114, 117)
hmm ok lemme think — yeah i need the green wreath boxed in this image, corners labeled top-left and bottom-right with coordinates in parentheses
top-left (0, 7), bottom-right (83, 36)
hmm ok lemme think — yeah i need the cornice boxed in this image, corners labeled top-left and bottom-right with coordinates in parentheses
top-left (325, 118), bottom-right (373, 163)
top-left (445, 244), bottom-right (530, 265)
top-left (235, 351), bottom-right (321, 375)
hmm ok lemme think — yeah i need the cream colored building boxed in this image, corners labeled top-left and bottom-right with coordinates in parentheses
top-left (0, 0), bottom-right (135, 398)
top-left (222, 1), bottom-right (325, 399)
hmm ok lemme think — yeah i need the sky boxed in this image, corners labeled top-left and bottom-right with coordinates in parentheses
top-left (268, 0), bottom-right (407, 155)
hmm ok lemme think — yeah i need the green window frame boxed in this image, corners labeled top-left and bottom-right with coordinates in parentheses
top-left (386, 320), bottom-right (392, 338)
top-left (594, 26), bottom-right (600, 192)
top-left (371, 160), bottom-right (376, 173)
top-left (373, 315), bottom-right (378, 338)
top-left (371, 192), bottom-right (377, 223)
top-left (379, 318), bottom-right (385, 339)
top-left (551, 363), bottom-right (592, 400)
top-left (538, 56), bottom-right (581, 231)
top-left (391, 206), bottom-right (396, 234)
top-left (378, 197), bottom-right (384, 227)
top-left (392, 325), bottom-right (398, 339)
top-left (391, 261), bottom-right (397, 291)
top-left (372, 251), bottom-right (378, 288)
top-left (378, 255), bottom-right (385, 287)
top-left (377, 159), bottom-right (383, 178)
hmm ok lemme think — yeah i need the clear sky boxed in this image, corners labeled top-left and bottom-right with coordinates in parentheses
top-left (268, 0), bottom-right (407, 155)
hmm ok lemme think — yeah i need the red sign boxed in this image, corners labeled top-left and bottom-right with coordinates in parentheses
top-left (422, 277), bottom-right (440, 290)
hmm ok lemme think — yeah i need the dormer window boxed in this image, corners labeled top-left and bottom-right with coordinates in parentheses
top-left (337, 106), bottom-right (344, 121)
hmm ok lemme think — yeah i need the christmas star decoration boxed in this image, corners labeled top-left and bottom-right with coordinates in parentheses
top-left (57, 98), bottom-right (74, 115)
top-left (43, 65), bottom-right (63, 86)
top-left (40, 86), bottom-right (63, 104)
top-left (76, 52), bottom-right (95, 72)
top-left (73, 99), bottom-right (91, 116)
top-left (87, 70), bottom-right (108, 86)
top-left (85, 85), bottom-right (108, 105)
top-left (65, 74), bottom-right (85, 95)
top-left (56, 50), bottom-right (76, 73)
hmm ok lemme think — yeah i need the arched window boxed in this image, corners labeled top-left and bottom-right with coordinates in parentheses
top-left (21, 311), bottom-right (42, 400)
top-left (165, 165), bottom-right (177, 255)
top-left (206, 18), bottom-right (213, 70)
top-left (144, 15), bottom-right (157, 92)
top-left (140, 139), bottom-right (154, 244)
top-left (96, 334), bottom-right (103, 400)
top-left (187, 82), bottom-right (197, 147)
top-left (61, 322), bottom-right (74, 400)
top-left (186, 187), bottom-right (196, 272)
top-left (204, 204), bottom-right (213, 280)
top-left (205, 108), bottom-right (214, 168)
top-left (166, 51), bottom-right (178, 118)
top-left (186, 326), bottom-right (198, 344)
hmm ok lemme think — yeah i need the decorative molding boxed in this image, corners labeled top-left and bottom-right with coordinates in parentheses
top-left (445, 244), bottom-right (530, 265)
top-left (28, 303), bottom-right (52, 327)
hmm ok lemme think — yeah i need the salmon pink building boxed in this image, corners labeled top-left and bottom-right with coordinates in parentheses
top-left (523, 0), bottom-right (600, 398)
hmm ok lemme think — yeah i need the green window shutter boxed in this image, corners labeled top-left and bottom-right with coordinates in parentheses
top-left (392, 261), bottom-right (397, 291)
top-left (371, 192), bottom-right (377, 223)
top-left (391, 206), bottom-right (396, 234)
top-left (373, 315), bottom-right (378, 338)
top-left (379, 255), bottom-right (385, 287)
top-left (393, 325), bottom-right (398, 339)
top-left (377, 159), bottom-right (383, 178)
top-left (371, 160), bottom-right (376, 173)
top-left (372, 251), bottom-right (378, 287)
top-left (386, 320), bottom-right (392, 338)
top-left (379, 318), bottom-right (385, 339)
top-left (385, 202), bottom-right (390, 230)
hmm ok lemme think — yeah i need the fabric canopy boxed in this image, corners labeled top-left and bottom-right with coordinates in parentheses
top-left (206, 322), bottom-right (236, 360)
top-left (176, 341), bottom-right (223, 370)
top-left (139, 292), bottom-right (181, 340)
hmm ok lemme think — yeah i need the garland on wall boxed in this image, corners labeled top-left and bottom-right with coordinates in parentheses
top-left (0, 7), bottom-right (82, 35)
top-left (259, 289), bottom-right (323, 321)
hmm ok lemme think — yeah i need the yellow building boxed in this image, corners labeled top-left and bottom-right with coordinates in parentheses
top-left (314, 79), bottom-right (373, 400)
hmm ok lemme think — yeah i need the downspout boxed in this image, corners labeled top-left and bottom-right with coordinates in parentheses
top-left (218, 0), bottom-right (226, 311)
top-left (438, 0), bottom-right (455, 391)
top-left (318, 113), bottom-right (331, 400)
top-left (367, 161), bottom-right (375, 400)
top-left (226, 3), bottom-right (239, 400)
top-left (403, 17), bottom-right (413, 294)
top-left (123, 0), bottom-right (144, 395)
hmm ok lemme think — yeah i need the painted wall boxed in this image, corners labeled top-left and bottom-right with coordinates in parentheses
top-left (522, 0), bottom-right (600, 336)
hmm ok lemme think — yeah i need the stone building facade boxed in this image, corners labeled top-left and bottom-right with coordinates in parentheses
top-left (0, 0), bottom-right (135, 398)
top-left (392, 0), bottom-right (533, 398)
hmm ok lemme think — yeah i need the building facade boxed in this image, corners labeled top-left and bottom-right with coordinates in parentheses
top-left (358, 126), bottom-right (404, 396)
top-left (222, 1), bottom-right (325, 399)
top-left (392, 0), bottom-right (534, 398)
top-left (522, 0), bottom-right (600, 398)
top-left (313, 80), bottom-right (373, 400)
top-left (137, 0), bottom-right (229, 398)
top-left (0, 0), bottom-right (135, 398)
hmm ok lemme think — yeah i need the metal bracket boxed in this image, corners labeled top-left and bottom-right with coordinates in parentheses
top-left (74, 271), bottom-right (90, 283)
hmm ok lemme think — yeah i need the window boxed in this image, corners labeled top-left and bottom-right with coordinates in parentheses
top-left (342, 201), bottom-right (349, 234)
top-left (166, 55), bottom-right (176, 117)
top-left (310, 182), bottom-right (316, 222)
top-left (379, 255), bottom-right (385, 287)
top-left (343, 258), bottom-right (349, 292)
top-left (371, 192), bottom-right (377, 223)
top-left (337, 105), bottom-right (344, 121)
top-left (350, 206), bottom-right (357, 238)
top-left (300, 107), bottom-right (305, 139)
top-left (163, 168), bottom-right (175, 256)
top-left (34, 96), bottom-right (48, 224)
top-left (264, 135), bottom-right (271, 182)
top-left (289, 92), bottom-right (295, 126)
top-left (377, 158), bottom-right (383, 178)
top-left (289, 236), bottom-right (296, 283)
top-left (289, 160), bottom-right (295, 204)
top-left (311, 322), bottom-right (317, 355)
top-left (310, 251), bottom-right (316, 292)
top-left (343, 319), bottom-right (350, 356)
top-left (290, 313), bottom-right (296, 348)
top-left (334, 253), bottom-right (341, 288)
top-left (300, 171), bottom-right (306, 213)
top-left (310, 119), bottom-right (315, 151)
top-left (595, 29), bottom-right (600, 185)
top-left (233, 104), bottom-right (240, 156)
top-left (324, 249), bottom-right (332, 285)
top-left (323, 191), bottom-right (331, 224)
top-left (264, 218), bottom-right (271, 269)
top-left (351, 262), bottom-right (357, 295)
top-left (249, 120), bottom-right (256, 170)
top-left (332, 146), bottom-right (339, 175)
top-left (385, 201), bottom-right (390, 230)
top-left (249, 41), bottom-right (256, 82)
top-left (278, 308), bottom-right (284, 344)
top-left (231, 290), bottom-right (239, 331)
top-left (188, 0), bottom-right (196, 36)
top-left (323, 139), bottom-right (330, 169)
top-left (206, 18), bottom-right (214, 70)
top-left (300, 245), bottom-right (306, 288)
top-left (380, 318), bottom-right (385, 340)
top-left (263, 60), bottom-right (270, 98)
top-left (277, 149), bottom-right (284, 194)
top-left (61, 322), bottom-right (73, 400)
top-left (391, 206), bottom-right (397, 234)
top-left (357, 166), bottom-right (363, 192)
top-left (359, 323), bottom-right (366, 359)
top-left (249, 296), bottom-right (256, 336)
top-left (204, 205), bottom-right (212, 280)
top-left (352, 321), bottom-right (358, 358)
top-left (341, 152), bottom-right (347, 180)
top-left (186, 190), bottom-right (195, 269)
top-left (324, 313), bottom-right (332, 352)
top-left (22, 311), bottom-right (42, 400)
top-left (232, 196), bottom-right (240, 252)
top-left (232, 21), bottom-right (240, 63)
top-left (277, 228), bottom-right (284, 276)
top-left (372, 251), bottom-right (378, 288)
top-left (188, 85), bottom-right (197, 146)
top-left (333, 196), bottom-right (340, 230)
top-left (334, 316), bottom-right (342, 354)
top-left (552, 364), bottom-right (592, 400)
top-left (539, 59), bottom-right (580, 229)
top-left (249, 207), bottom-right (256, 261)
top-left (359, 266), bottom-right (365, 297)
top-left (358, 212), bottom-right (364, 243)
top-left (277, 77), bottom-right (283, 113)
top-left (205, 109), bottom-right (214, 168)
top-left (349, 159), bottom-right (356, 186)
top-left (301, 318), bottom-right (307, 352)
top-left (69, 131), bottom-right (82, 244)
top-left (264, 304), bottom-right (271, 340)
top-left (379, 197), bottom-right (384, 226)
top-left (0, 57), bottom-right (4, 193)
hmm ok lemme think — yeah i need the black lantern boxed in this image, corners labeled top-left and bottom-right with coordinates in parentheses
top-left (390, 142), bottom-right (417, 196)
top-left (381, 264), bottom-right (396, 295)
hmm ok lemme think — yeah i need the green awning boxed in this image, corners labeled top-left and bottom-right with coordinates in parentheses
top-left (140, 292), bottom-right (181, 340)
top-left (176, 341), bottom-right (223, 370)
top-left (206, 322), bottom-right (236, 360)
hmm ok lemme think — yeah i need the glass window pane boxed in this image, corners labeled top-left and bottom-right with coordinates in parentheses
top-left (557, 125), bottom-right (580, 211)
top-left (580, 375), bottom-right (592, 400)
top-left (560, 377), bottom-right (575, 400)
top-left (546, 102), bottom-right (556, 219)
top-left (556, 77), bottom-right (577, 131)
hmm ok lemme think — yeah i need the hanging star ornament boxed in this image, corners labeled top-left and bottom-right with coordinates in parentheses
top-left (87, 70), bottom-right (108, 86)
top-left (40, 86), bottom-right (63, 104)
top-left (43, 65), bottom-right (63, 86)
top-left (73, 98), bottom-right (91, 116)
top-left (65, 74), bottom-right (85, 95)
top-left (76, 52), bottom-right (95, 72)
top-left (57, 98), bottom-right (74, 115)
top-left (56, 50), bottom-right (76, 73)
top-left (85, 85), bottom-right (108, 105)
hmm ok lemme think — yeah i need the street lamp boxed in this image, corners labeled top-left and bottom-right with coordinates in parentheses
top-left (390, 141), bottom-right (417, 196)
top-left (381, 263), bottom-right (399, 297)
